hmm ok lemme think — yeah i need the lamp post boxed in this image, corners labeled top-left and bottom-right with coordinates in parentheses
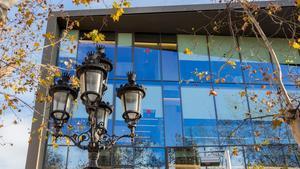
top-left (49, 46), bottom-right (146, 169)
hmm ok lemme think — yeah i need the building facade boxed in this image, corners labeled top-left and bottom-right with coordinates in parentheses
top-left (26, 1), bottom-right (300, 169)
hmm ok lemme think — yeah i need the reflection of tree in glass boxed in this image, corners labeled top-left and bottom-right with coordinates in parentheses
top-left (45, 149), bottom-right (64, 169)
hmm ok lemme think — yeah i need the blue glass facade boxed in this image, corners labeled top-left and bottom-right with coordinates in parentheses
top-left (45, 31), bottom-right (300, 169)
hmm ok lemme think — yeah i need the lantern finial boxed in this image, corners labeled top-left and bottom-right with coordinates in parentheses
top-left (127, 72), bottom-right (136, 85)
top-left (96, 45), bottom-right (105, 55)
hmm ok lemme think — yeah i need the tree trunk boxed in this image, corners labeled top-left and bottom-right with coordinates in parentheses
top-left (239, 1), bottom-right (300, 145)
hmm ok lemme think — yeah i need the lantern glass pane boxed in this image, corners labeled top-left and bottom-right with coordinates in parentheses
top-left (79, 73), bottom-right (85, 94)
top-left (121, 91), bottom-right (142, 113)
top-left (65, 95), bottom-right (74, 114)
top-left (96, 108), bottom-right (109, 129)
top-left (53, 92), bottom-right (67, 111)
top-left (86, 71), bottom-right (103, 102)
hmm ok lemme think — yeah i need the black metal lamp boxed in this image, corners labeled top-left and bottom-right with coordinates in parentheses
top-left (49, 46), bottom-right (146, 169)
top-left (117, 72), bottom-right (146, 135)
top-left (76, 46), bottom-right (112, 105)
top-left (87, 101), bottom-right (113, 135)
top-left (49, 74), bottom-right (78, 128)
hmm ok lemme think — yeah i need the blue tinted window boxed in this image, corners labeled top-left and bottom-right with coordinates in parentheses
top-left (116, 33), bottom-right (133, 78)
top-left (208, 36), bottom-right (243, 83)
top-left (247, 85), bottom-right (289, 144)
top-left (134, 47), bottom-right (161, 80)
top-left (135, 84), bottom-right (164, 146)
top-left (178, 35), bottom-right (210, 83)
top-left (162, 50), bottom-right (179, 81)
top-left (134, 34), bottom-right (161, 80)
top-left (239, 37), bottom-right (274, 84)
top-left (214, 84), bottom-right (254, 145)
top-left (181, 84), bottom-right (218, 145)
top-left (163, 84), bottom-right (183, 146)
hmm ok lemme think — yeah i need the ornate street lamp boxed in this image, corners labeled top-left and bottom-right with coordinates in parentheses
top-left (49, 46), bottom-right (146, 169)
top-left (117, 72), bottom-right (146, 138)
top-left (49, 74), bottom-right (78, 129)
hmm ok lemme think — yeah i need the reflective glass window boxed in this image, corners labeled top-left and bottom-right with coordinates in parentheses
top-left (177, 35), bottom-right (210, 83)
top-left (247, 85), bottom-right (289, 144)
top-left (208, 36), bottom-right (243, 83)
top-left (57, 30), bottom-right (79, 75)
top-left (134, 148), bottom-right (165, 169)
top-left (134, 34), bottom-right (161, 80)
top-left (239, 37), bottom-right (273, 84)
top-left (214, 84), bottom-right (254, 145)
top-left (181, 84), bottom-right (218, 145)
top-left (113, 147), bottom-right (134, 167)
top-left (44, 146), bottom-right (67, 169)
top-left (116, 33), bottom-right (133, 78)
top-left (270, 38), bottom-right (300, 85)
top-left (135, 84), bottom-right (164, 146)
top-left (163, 84), bottom-right (183, 146)
top-left (161, 34), bottom-right (179, 81)
top-left (245, 145), bottom-right (287, 168)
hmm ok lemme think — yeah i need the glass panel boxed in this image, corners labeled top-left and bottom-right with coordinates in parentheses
top-left (285, 145), bottom-right (300, 168)
top-left (247, 85), bottom-right (289, 144)
top-left (67, 147), bottom-right (88, 169)
top-left (84, 71), bottom-right (103, 102)
top-left (177, 35), bottom-right (210, 83)
top-left (214, 84), bottom-right (254, 145)
top-left (135, 85), bottom-right (164, 146)
top-left (181, 84), bottom-right (218, 145)
top-left (239, 37), bottom-right (273, 84)
top-left (122, 91), bottom-right (142, 114)
top-left (44, 146), bottom-right (67, 169)
top-left (113, 147), bottom-right (134, 167)
top-left (168, 147), bottom-right (237, 169)
top-left (134, 34), bottom-right (161, 80)
top-left (245, 145), bottom-right (287, 168)
top-left (208, 36), bottom-right (243, 83)
top-left (168, 147), bottom-right (201, 169)
top-left (65, 95), bottom-right (74, 114)
top-left (163, 84), bottom-right (183, 146)
top-left (270, 38), bottom-right (300, 85)
top-left (116, 33), bottom-right (133, 77)
top-left (67, 147), bottom-right (111, 169)
top-left (161, 34), bottom-right (179, 81)
top-left (53, 92), bottom-right (67, 111)
top-left (134, 148), bottom-right (165, 169)
top-left (57, 30), bottom-right (79, 75)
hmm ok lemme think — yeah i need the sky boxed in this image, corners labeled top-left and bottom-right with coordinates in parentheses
top-left (0, 0), bottom-right (277, 169)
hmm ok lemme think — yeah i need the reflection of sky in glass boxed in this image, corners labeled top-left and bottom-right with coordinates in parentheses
top-left (48, 32), bottom-right (300, 168)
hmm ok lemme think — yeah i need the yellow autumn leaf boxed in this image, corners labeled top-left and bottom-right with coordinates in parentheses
top-left (296, 0), bottom-right (300, 7)
top-left (34, 42), bottom-right (40, 47)
top-left (66, 137), bottom-right (71, 146)
top-left (184, 48), bottom-right (193, 55)
top-left (52, 142), bottom-right (59, 149)
top-left (84, 30), bottom-right (105, 43)
top-left (232, 147), bottom-right (238, 156)
top-left (226, 60), bottom-right (236, 68)
top-left (32, 118), bottom-right (38, 123)
top-left (292, 41), bottom-right (300, 49)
